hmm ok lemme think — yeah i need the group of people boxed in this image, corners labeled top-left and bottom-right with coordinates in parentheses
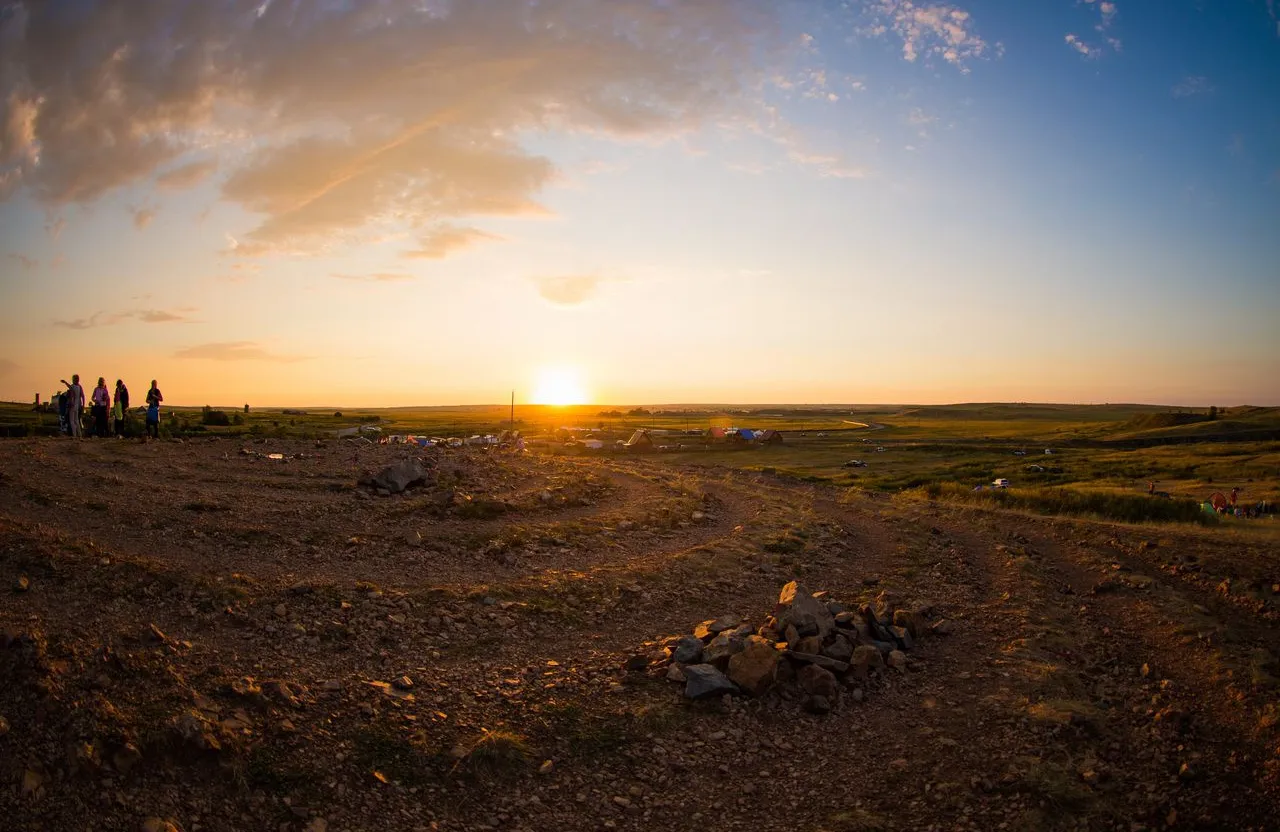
top-left (56, 375), bottom-right (164, 440)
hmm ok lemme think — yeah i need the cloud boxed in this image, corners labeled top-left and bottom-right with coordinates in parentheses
top-left (401, 224), bottom-right (503, 260)
top-left (534, 275), bottom-right (607, 306)
top-left (1172, 76), bottom-right (1214, 98)
top-left (1064, 34), bottom-right (1100, 58)
top-left (174, 341), bottom-right (306, 362)
top-left (156, 159), bottom-right (218, 191)
top-left (53, 308), bottom-right (197, 329)
top-left (6, 252), bottom-right (37, 270)
top-left (0, 1), bottom-right (781, 255)
top-left (130, 206), bottom-right (156, 230)
top-left (331, 272), bottom-right (415, 283)
top-left (1067, 0), bottom-right (1121, 57)
top-left (863, 1), bottom-right (993, 72)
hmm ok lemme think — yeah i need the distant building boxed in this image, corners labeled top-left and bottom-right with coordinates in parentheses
top-left (624, 430), bottom-right (655, 451)
top-left (758, 429), bottom-right (784, 444)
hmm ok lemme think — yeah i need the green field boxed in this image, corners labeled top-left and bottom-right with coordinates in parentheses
top-left (4, 399), bottom-right (1278, 526)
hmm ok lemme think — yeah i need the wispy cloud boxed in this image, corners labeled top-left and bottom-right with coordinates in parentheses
top-left (53, 308), bottom-right (198, 329)
top-left (863, 0), bottom-right (994, 73)
top-left (6, 252), bottom-right (37, 271)
top-left (174, 341), bottom-right (306, 362)
top-left (130, 206), bottom-right (156, 230)
top-left (156, 159), bottom-right (218, 191)
top-left (401, 225), bottom-right (503, 260)
top-left (1066, 0), bottom-right (1122, 58)
top-left (331, 272), bottom-right (415, 283)
top-left (534, 275), bottom-right (608, 306)
top-left (1172, 75), bottom-right (1214, 98)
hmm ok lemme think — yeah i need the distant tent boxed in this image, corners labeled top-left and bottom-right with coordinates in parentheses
top-left (759, 429), bottom-right (783, 444)
top-left (624, 430), bottom-right (654, 450)
top-left (706, 427), bottom-right (727, 440)
top-left (736, 428), bottom-right (756, 441)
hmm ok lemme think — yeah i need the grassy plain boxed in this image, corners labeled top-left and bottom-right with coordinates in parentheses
top-left (3, 399), bottom-right (1278, 525)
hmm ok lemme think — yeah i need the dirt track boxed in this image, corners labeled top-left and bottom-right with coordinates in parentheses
top-left (2, 438), bottom-right (1278, 831)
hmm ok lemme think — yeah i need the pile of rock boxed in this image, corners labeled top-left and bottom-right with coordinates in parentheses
top-left (638, 581), bottom-right (950, 715)
top-left (359, 458), bottom-right (435, 495)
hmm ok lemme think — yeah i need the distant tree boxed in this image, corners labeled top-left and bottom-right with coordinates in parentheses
top-left (1208, 405), bottom-right (1218, 421)
top-left (628, 407), bottom-right (650, 416)
top-left (334, 411), bottom-right (343, 418)
top-left (201, 406), bottom-right (230, 427)
top-left (232, 413), bottom-right (244, 426)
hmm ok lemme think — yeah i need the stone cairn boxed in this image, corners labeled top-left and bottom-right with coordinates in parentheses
top-left (631, 582), bottom-right (951, 715)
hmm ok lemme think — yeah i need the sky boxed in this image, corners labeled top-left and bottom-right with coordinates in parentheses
top-left (1, 0), bottom-right (1278, 408)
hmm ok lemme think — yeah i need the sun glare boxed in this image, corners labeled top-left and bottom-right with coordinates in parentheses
top-left (532, 366), bottom-right (588, 406)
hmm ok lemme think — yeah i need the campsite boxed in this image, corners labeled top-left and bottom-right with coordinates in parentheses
top-left (3, 401), bottom-right (1280, 830)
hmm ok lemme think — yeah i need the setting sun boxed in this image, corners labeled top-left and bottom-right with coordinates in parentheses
top-left (532, 366), bottom-right (589, 406)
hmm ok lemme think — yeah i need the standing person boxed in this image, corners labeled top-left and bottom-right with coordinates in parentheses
top-left (145, 379), bottom-right (163, 440)
top-left (91, 377), bottom-right (111, 438)
top-left (60, 374), bottom-right (85, 439)
top-left (113, 379), bottom-right (130, 437)
top-left (56, 390), bottom-right (69, 435)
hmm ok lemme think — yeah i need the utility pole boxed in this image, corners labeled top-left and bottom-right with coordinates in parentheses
top-left (510, 390), bottom-right (515, 433)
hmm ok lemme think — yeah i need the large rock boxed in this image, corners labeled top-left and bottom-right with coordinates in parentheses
top-left (672, 636), bottom-right (704, 665)
top-left (683, 664), bottom-right (737, 699)
top-left (889, 625), bottom-right (914, 651)
top-left (797, 664), bottom-right (838, 698)
top-left (893, 609), bottom-right (925, 639)
top-left (371, 460), bottom-right (431, 494)
top-left (775, 582), bottom-right (834, 639)
top-left (727, 636), bottom-right (782, 696)
top-left (784, 651), bottom-right (849, 674)
top-left (851, 645), bottom-right (883, 670)
top-left (702, 633), bottom-right (746, 668)
top-left (708, 614), bottom-right (742, 633)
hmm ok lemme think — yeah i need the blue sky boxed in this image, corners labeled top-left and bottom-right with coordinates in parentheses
top-left (0, 0), bottom-right (1277, 406)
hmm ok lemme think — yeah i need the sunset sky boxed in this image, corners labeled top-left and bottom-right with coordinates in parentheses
top-left (1, 0), bottom-right (1278, 407)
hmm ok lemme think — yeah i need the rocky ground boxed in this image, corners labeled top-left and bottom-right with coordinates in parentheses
top-left (1, 436), bottom-right (1279, 831)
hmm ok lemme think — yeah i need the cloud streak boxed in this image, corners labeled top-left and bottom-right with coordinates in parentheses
top-left (174, 341), bottom-right (306, 363)
top-left (534, 275), bottom-right (608, 306)
top-left (402, 225), bottom-right (503, 260)
top-left (331, 272), bottom-right (415, 283)
top-left (53, 308), bottom-right (198, 329)
top-left (1172, 75), bottom-right (1214, 98)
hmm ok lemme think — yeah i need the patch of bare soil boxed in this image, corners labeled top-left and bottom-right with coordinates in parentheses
top-left (1, 438), bottom-right (1277, 831)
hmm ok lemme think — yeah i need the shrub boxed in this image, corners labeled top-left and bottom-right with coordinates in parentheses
top-left (909, 483), bottom-right (1215, 525)
top-left (201, 406), bottom-right (231, 426)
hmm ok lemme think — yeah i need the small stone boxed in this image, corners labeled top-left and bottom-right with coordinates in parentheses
top-left (612, 796), bottom-right (631, 808)
top-left (623, 654), bottom-right (650, 672)
top-left (392, 675), bottom-right (414, 691)
top-left (683, 664), bottom-right (737, 699)
top-left (893, 609), bottom-right (923, 638)
top-left (539, 760), bottom-right (555, 775)
top-left (888, 625), bottom-right (914, 651)
top-left (797, 664), bottom-right (838, 699)
top-left (672, 636), bottom-right (704, 664)
top-left (727, 636), bottom-right (782, 697)
top-left (692, 620), bottom-right (716, 641)
top-left (775, 582), bottom-right (835, 639)
top-left (849, 687), bottom-right (865, 703)
top-left (21, 768), bottom-right (43, 797)
top-left (306, 820), bottom-right (328, 832)
top-left (112, 743), bottom-right (142, 775)
top-left (822, 634), bottom-right (854, 663)
top-left (702, 633), bottom-right (746, 668)
top-left (141, 819), bottom-right (180, 832)
top-left (322, 680), bottom-right (343, 692)
top-left (666, 664), bottom-right (687, 683)
top-left (792, 635), bottom-right (822, 655)
top-left (929, 619), bottom-right (954, 636)
top-left (803, 695), bottom-right (831, 715)
top-left (691, 511), bottom-right (706, 522)
top-left (15, 575), bottom-right (29, 593)
top-left (0, 715), bottom-right (9, 736)
top-left (1141, 662), bottom-right (1151, 678)
top-left (886, 650), bottom-right (908, 670)
top-left (851, 645), bottom-right (883, 670)
top-left (1178, 762), bottom-right (1194, 781)
top-left (274, 604), bottom-right (287, 618)
top-left (708, 614), bottom-right (742, 633)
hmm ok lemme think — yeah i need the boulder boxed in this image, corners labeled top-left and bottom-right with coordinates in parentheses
top-left (887, 650), bottom-right (908, 671)
top-left (370, 460), bottom-right (432, 494)
top-left (702, 633), bottom-right (746, 668)
top-left (672, 636), bottom-right (704, 664)
top-left (822, 634), bottom-right (854, 663)
top-left (775, 582), bottom-right (834, 639)
top-left (797, 664), bottom-right (838, 699)
top-left (893, 609), bottom-right (924, 639)
top-left (727, 636), bottom-right (782, 696)
top-left (683, 664), bottom-right (737, 699)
